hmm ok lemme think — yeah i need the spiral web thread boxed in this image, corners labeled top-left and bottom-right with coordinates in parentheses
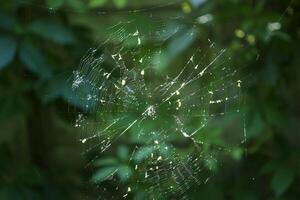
top-left (72, 17), bottom-right (245, 199)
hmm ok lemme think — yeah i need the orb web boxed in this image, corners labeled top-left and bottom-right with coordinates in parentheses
top-left (72, 17), bottom-right (245, 199)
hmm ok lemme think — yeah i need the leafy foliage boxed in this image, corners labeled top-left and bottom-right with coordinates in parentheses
top-left (0, 36), bottom-right (17, 69)
top-left (0, 0), bottom-right (299, 199)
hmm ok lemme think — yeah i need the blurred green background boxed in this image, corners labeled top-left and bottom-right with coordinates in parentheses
top-left (0, 0), bottom-right (300, 199)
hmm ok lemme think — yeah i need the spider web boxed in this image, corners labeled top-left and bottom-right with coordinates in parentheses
top-left (16, 0), bottom-right (295, 198)
top-left (71, 16), bottom-right (246, 200)
top-left (15, 0), bottom-right (295, 199)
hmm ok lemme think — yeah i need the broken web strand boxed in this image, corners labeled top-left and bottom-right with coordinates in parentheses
top-left (71, 17), bottom-right (247, 199)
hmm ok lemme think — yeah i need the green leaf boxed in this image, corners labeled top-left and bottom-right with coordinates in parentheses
top-left (38, 73), bottom-right (67, 103)
top-left (46, 0), bottom-right (64, 9)
top-left (117, 165), bottom-right (132, 182)
top-left (91, 166), bottom-right (118, 183)
top-left (37, 72), bottom-right (97, 109)
top-left (271, 167), bottom-right (295, 197)
top-left (113, 0), bottom-right (127, 9)
top-left (66, 0), bottom-right (86, 11)
top-left (247, 113), bottom-right (264, 138)
top-left (19, 41), bottom-right (52, 79)
top-left (231, 147), bottom-right (243, 160)
top-left (93, 158), bottom-right (119, 167)
top-left (117, 145), bottom-right (129, 161)
top-left (29, 20), bottom-right (75, 44)
top-left (167, 28), bottom-right (197, 58)
top-left (0, 36), bottom-right (17, 69)
top-left (190, 0), bottom-right (206, 7)
top-left (88, 0), bottom-right (107, 8)
top-left (204, 156), bottom-right (218, 171)
top-left (260, 161), bottom-right (278, 175)
top-left (133, 146), bottom-right (154, 163)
